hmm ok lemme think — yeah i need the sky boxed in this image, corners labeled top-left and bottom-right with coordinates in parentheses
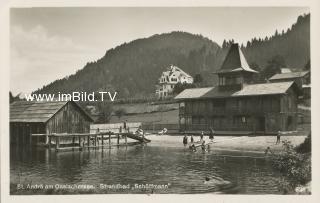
top-left (10, 7), bottom-right (309, 94)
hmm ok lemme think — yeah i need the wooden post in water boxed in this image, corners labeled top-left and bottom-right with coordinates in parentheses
top-left (55, 136), bottom-right (60, 151)
top-left (48, 135), bottom-right (51, 149)
top-left (87, 136), bottom-right (90, 147)
top-left (142, 132), bottom-right (145, 144)
top-left (125, 134), bottom-right (127, 146)
top-left (72, 136), bottom-right (75, 147)
top-left (117, 134), bottom-right (120, 145)
top-left (101, 134), bottom-right (104, 146)
top-left (109, 131), bottom-right (111, 147)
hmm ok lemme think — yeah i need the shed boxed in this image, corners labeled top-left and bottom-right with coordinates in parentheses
top-left (10, 100), bottom-right (93, 146)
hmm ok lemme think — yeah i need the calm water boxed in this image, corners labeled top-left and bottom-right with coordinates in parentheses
top-left (10, 136), bottom-right (282, 194)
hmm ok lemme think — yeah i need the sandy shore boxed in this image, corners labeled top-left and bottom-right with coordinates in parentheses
top-left (146, 134), bottom-right (307, 154)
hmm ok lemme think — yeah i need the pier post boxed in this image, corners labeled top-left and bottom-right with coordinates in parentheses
top-left (117, 134), bottom-right (120, 145)
top-left (101, 134), bottom-right (104, 146)
top-left (72, 136), bottom-right (75, 146)
top-left (109, 131), bottom-right (111, 147)
top-left (87, 136), bottom-right (90, 147)
top-left (55, 136), bottom-right (60, 151)
top-left (125, 134), bottom-right (127, 146)
top-left (48, 135), bottom-right (51, 149)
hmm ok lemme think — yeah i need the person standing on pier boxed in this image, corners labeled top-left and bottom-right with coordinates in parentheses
top-left (123, 120), bottom-right (127, 132)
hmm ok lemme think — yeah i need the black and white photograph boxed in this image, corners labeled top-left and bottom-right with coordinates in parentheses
top-left (1, 2), bottom-right (318, 201)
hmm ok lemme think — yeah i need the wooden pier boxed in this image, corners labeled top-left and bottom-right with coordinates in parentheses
top-left (31, 131), bottom-right (151, 151)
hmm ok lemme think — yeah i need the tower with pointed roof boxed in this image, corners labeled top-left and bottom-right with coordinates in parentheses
top-left (216, 43), bottom-right (258, 91)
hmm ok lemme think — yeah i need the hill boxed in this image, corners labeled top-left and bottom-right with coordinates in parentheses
top-left (34, 14), bottom-right (310, 98)
top-left (35, 31), bottom-right (220, 97)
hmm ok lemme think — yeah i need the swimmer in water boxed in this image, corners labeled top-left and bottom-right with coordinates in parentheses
top-left (204, 176), bottom-right (232, 186)
top-left (204, 176), bottom-right (210, 184)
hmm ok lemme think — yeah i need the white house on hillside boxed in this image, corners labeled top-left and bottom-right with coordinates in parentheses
top-left (155, 65), bottom-right (193, 99)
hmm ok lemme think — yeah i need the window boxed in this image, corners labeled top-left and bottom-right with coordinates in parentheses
top-left (233, 116), bottom-right (247, 125)
top-left (241, 116), bottom-right (246, 123)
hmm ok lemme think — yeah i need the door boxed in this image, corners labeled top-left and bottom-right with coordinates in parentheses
top-left (256, 117), bottom-right (265, 131)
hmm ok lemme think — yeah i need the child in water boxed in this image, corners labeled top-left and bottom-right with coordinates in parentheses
top-left (189, 144), bottom-right (196, 152)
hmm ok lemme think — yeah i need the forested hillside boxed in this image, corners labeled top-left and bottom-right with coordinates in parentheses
top-left (34, 13), bottom-right (310, 98)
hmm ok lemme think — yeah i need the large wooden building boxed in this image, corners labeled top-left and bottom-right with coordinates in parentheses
top-left (175, 43), bottom-right (299, 134)
top-left (10, 100), bottom-right (93, 146)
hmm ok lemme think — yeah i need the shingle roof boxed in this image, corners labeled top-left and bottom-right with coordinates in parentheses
top-left (175, 81), bottom-right (295, 100)
top-left (217, 43), bottom-right (258, 74)
top-left (10, 100), bottom-right (93, 123)
top-left (174, 87), bottom-right (214, 99)
top-left (269, 71), bottom-right (309, 80)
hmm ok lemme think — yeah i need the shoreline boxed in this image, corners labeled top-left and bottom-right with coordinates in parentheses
top-left (146, 135), bottom-right (308, 153)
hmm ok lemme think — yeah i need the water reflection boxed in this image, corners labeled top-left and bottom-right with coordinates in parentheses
top-left (10, 137), bottom-right (282, 194)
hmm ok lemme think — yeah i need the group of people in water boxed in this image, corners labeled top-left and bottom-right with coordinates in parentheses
top-left (183, 128), bottom-right (216, 152)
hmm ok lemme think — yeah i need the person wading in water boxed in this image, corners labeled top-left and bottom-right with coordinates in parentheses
top-left (209, 128), bottom-right (215, 141)
top-left (276, 131), bottom-right (281, 144)
top-left (190, 135), bottom-right (194, 143)
top-left (183, 135), bottom-right (188, 146)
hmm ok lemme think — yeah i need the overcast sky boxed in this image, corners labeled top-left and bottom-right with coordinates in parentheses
top-left (10, 7), bottom-right (309, 94)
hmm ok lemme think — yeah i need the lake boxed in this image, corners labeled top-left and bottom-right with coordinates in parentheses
top-left (10, 135), bottom-right (283, 194)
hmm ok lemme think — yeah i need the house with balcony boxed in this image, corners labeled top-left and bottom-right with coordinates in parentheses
top-left (156, 65), bottom-right (193, 99)
top-left (175, 43), bottom-right (299, 134)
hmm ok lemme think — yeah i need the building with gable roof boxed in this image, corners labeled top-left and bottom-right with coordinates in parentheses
top-left (175, 43), bottom-right (299, 134)
top-left (156, 65), bottom-right (193, 99)
top-left (10, 100), bottom-right (93, 146)
top-left (269, 71), bottom-right (310, 88)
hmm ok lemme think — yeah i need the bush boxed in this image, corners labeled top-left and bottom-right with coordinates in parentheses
top-left (271, 140), bottom-right (311, 193)
top-left (296, 132), bottom-right (311, 153)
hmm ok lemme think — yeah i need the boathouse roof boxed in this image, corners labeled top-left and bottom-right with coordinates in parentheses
top-left (215, 43), bottom-right (258, 74)
top-left (269, 71), bottom-right (309, 81)
top-left (175, 81), bottom-right (296, 100)
top-left (10, 100), bottom-right (93, 123)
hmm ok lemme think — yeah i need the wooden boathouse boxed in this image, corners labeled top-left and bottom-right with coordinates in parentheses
top-left (10, 100), bottom-right (93, 146)
top-left (175, 43), bottom-right (300, 134)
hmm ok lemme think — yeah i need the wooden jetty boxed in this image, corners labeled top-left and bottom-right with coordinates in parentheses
top-left (31, 131), bottom-right (151, 151)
